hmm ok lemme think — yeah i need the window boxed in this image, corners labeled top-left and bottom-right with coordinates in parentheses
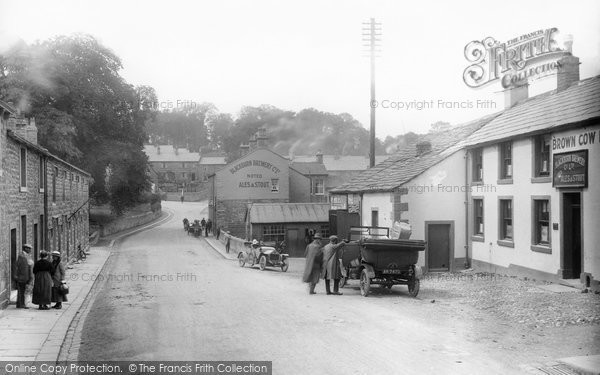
top-left (262, 224), bottom-right (285, 243)
top-left (533, 199), bottom-right (550, 245)
top-left (473, 199), bottom-right (484, 236)
top-left (534, 134), bottom-right (551, 177)
top-left (320, 225), bottom-right (330, 238)
top-left (499, 199), bottom-right (513, 242)
top-left (472, 148), bottom-right (483, 182)
top-left (499, 142), bottom-right (513, 179)
top-left (53, 167), bottom-right (58, 202)
top-left (191, 173), bottom-right (196, 181)
top-left (62, 170), bottom-right (66, 200)
top-left (20, 148), bottom-right (27, 190)
top-left (162, 163), bottom-right (166, 169)
top-left (182, 163), bottom-right (185, 168)
top-left (39, 156), bottom-right (45, 192)
top-left (311, 177), bottom-right (324, 195)
top-left (271, 179), bottom-right (280, 193)
top-left (371, 210), bottom-right (379, 227)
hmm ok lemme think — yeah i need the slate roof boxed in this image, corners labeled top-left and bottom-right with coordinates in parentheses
top-left (248, 203), bottom-right (330, 224)
top-left (331, 114), bottom-right (500, 193)
top-left (463, 76), bottom-right (600, 147)
top-left (143, 144), bottom-right (200, 162)
top-left (290, 155), bottom-right (388, 171)
top-left (289, 161), bottom-right (328, 175)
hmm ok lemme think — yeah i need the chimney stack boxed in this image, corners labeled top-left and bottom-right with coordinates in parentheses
top-left (556, 56), bottom-right (580, 92)
top-left (316, 150), bottom-right (323, 164)
top-left (416, 141), bottom-right (432, 156)
top-left (504, 82), bottom-right (529, 109)
top-left (240, 143), bottom-right (250, 156)
top-left (256, 128), bottom-right (268, 148)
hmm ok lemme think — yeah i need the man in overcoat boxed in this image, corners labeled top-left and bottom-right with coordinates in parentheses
top-left (302, 232), bottom-right (324, 294)
top-left (13, 244), bottom-right (34, 308)
top-left (321, 235), bottom-right (346, 295)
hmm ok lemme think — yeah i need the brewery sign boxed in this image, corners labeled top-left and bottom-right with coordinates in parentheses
top-left (553, 150), bottom-right (588, 188)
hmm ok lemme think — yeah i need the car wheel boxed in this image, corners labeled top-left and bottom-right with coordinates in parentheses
top-left (408, 278), bottom-right (420, 297)
top-left (339, 276), bottom-right (346, 288)
top-left (238, 254), bottom-right (245, 267)
top-left (259, 256), bottom-right (267, 271)
top-left (281, 259), bottom-right (289, 272)
top-left (360, 269), bottom-right (371, 297)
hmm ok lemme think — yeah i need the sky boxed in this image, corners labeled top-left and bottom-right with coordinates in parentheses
top-left (1, 0), bottom-right (599, 139)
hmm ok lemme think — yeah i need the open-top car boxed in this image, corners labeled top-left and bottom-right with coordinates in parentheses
top-left (238, 240), bottom-right (289, 272)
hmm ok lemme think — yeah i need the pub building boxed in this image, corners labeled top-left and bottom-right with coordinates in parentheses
top-left (464, 71), bottom-right (600, 291)
top-left (331, 54), bottom-right (599, 291)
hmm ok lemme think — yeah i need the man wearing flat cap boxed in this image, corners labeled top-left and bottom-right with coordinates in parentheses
top-left (13, 244), bottom-right (34, 308)
top-left (321, 235), bottom-right (346, 295)
top-left (302, 232), bottom-right (324, 294)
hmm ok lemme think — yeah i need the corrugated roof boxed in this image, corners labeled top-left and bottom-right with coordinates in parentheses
top-left (463, 76), bottom-right (600, 147)
top-left (289, 161), bottom-right (328, 175)
top-left (290, 155), bottom-right (388, 171)
top-left (248, 203), bottom-right (330, 224)
top-left (143, 144), bottom-right (200, 162)
top-left (331, 114), bottom-right (499, 193)
top-left (199, 156), bottom-right (227, 165)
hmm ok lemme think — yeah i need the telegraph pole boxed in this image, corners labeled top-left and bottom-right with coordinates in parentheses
top-left (362, 18), bottom-right (381, 168)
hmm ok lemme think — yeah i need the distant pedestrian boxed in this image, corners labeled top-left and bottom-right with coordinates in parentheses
top-left (321, 235), bottom-right (346, 295)
top-left (216, 227), bottom-right (221, 240)
top-left (302, 232), bottom-right (324, 294)
top-left (207, 219), bottom-right (213, 234)
top-left (13, 244), bottom-right (33, 309)
top-left (50, 251), bottom-right (67, 309)
top-left (32, 251), bottom-right (53, 310)
top-left (225, 236), bottom-right (231, 253)
top-left (180, 194), bottom-right (184, 203)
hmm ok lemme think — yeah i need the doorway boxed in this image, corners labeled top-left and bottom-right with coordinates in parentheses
top-left (425, 222), bottom-right (454, 272)
top-left (562, 192), bottom-right (582, 279)
top-left (286, 228), bottom-right (302, 257)
top-left (10, 228), bottom-right (17, 291)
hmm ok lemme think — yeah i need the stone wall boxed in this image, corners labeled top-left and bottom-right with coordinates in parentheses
top-left (99, 210), bottom-right (162, 237)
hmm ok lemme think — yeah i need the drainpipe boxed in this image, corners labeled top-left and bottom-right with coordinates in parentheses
top-left (43, 156), bottom-right (49, 254)
top-left (464, 150), bottom-right (470, 269)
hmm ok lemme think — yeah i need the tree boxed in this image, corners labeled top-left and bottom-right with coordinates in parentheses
top-left (429, 121), bottom-right (451, 133)
top-left (0, 34), bottom-right (154, 214)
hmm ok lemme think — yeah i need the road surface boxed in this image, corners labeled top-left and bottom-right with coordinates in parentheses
top-left (77, 201), bottom-right (529, 374)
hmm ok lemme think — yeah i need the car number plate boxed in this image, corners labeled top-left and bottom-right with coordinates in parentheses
top-left (383, 269), bottom-right (402, 274)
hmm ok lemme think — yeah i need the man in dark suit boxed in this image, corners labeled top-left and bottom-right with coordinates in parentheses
top-left (13, 244), bottom-right (33, 309)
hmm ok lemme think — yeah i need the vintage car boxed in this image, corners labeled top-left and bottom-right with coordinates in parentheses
top-left (238, 240), bottom-right (289, 272)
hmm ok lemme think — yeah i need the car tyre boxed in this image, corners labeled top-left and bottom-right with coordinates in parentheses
top-left (281, 259), bottom-right (289, 272)
top-left (238, 254), bottom-right (245, 267)
top-left (259, 256), bottom-right (267, 271)
top-left (339, 276), bottom-right (346, 288)
top-left (360, 269), bottom-right (371, 297)
top-left (408, 278), bottom-right (420, 297)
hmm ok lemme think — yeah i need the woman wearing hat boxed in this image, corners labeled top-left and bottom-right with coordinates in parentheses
top-left (51, 251), bottom-right (67, 309)
top-left (32, 251), bottom-right (53, 310)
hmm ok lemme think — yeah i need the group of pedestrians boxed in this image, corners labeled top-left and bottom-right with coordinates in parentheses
top-left (302, 233), bottom-right (346, 295)
top-left (13, 244), bottom-right (67, 310)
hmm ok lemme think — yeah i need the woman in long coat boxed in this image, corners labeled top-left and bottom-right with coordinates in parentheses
top-left (51, 251), bottom-right (67, 309)
top-left (32, 251), bottom-right (53, 310)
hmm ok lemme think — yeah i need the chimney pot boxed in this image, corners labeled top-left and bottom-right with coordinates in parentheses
top-left (316, 150), bottom-right (323, 164)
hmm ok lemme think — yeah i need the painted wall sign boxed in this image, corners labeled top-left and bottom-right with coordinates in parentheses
top-left (552, 130), bottom-right (597, 151)
top-left (229, 160), bottom-right (281, 175)
top-left (330, 194), bottom-right (347, 210)
top-left (553, 150), bottom-right (588, 188)
top-left (463, 28), bottom-right (569, 89)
